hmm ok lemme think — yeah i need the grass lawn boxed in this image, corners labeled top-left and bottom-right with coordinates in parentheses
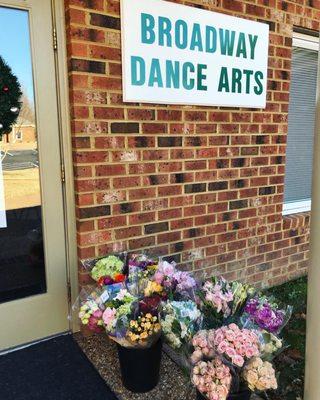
top-left (264, 276), bottom-right (307, 400)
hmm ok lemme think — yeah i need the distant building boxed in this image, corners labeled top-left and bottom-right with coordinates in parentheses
top-left (2, 117), bottom-right (36, 145)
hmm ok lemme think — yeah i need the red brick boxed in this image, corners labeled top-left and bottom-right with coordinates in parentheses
top-left (66, 0), bottom-right (312, 290)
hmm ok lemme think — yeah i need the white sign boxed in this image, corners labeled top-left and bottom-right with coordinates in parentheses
top-left (121, 0), bottom-right (269, 108)
top-left (0, 158), bottom-right (6, 228)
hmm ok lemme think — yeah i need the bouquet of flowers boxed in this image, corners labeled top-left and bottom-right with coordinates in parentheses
top-left (190, 323), bottom-right (278, 399)
top-left (241, 295), bottom-right (292, 334)
top-left (126, 253), bottom-right (159, 296)
top-left (191, 324), bottom-right (260, 367)
top-left (75, 285), bottom-right (109, 333)
top-left (259, 331), bottom-right (283, 360)
top-left (153, 260), bottom-right (197, 300)
top-left (161, 300), bottom-right (202, 350)
top-left (198, 277), bottom-right (254, 328)
top-left (128, 253), bottom-right (159, 279)
top-left (78, 299), bottom-right (104, 333)
top-left (192, 358), bottom-right (232, 400)
top-left (90, 255), bottom-right (126, 286)
top-left (242, 357), bottom-right (278, 392)
top-left (102, 288), bottom-right (162, 348)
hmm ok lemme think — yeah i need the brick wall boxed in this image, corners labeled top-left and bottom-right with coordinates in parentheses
top-left (65, 0), bottom-right (317, 290)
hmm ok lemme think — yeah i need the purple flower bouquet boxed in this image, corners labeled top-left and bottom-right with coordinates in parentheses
top-left (241, 296), bottom-right (292, 334)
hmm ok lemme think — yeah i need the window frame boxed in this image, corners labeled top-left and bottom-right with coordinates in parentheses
top-left (15, 131), bottom-right (22, 140)
top-left (282, 32), bottom-right (319, 216)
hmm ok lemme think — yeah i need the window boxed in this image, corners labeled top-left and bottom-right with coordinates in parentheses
top-left (15, 131), bottom-right (22, 140)
top-left (283, 33), bottom-right (319, 215)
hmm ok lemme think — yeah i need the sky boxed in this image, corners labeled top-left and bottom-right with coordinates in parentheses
top-left (0, 6), bottom-right (34, 101)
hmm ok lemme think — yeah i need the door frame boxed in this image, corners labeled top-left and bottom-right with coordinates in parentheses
top-left (0, 0), bottom-right (78, 350)
top-left (52, 0), bottom-right (78, 332)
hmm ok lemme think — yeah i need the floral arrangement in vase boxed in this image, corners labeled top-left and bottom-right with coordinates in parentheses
top-left (91, 287), bottom-right (161, 349)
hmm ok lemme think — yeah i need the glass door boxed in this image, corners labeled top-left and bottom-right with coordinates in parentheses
top-left (0, 0), bottom-right (69, 350)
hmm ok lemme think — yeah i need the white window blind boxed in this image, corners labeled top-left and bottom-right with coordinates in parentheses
top-left (284, 43), bottom-right (318, 213)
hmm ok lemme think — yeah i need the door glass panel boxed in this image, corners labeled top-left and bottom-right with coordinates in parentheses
top-left (0, 7), bottom-right (46, 303)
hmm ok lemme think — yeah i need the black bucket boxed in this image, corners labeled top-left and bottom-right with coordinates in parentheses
top-left (197, 389), bottom-right (251, 400)
top-left (117, 339), bottom-right (162, 393)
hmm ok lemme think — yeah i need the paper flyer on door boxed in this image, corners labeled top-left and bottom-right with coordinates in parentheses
top-left (0, 157), bottom-right (7, 228)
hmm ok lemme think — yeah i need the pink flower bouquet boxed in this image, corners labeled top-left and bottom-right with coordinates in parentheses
top-left (153, 260), bottom-right (197, 300)
top-left (192, 358), bottom-right (232, 400)
top-left (198, 277), bottom-right (254, 329)
top-left (190, 323), bottom-right (277, 399)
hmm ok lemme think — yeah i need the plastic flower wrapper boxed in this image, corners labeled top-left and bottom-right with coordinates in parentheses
top-left (242, 357), bottom-right (277, 392)
top-left (190, 325), bottom-right (263, 397)
top-left (257, 330), bottom-right (283, 361)
top-left (102, 288), bottom-right (137, 340)
top-left (241, 295), bottom-right (292, 335)
top-left (198, 277), bottom-right (255, 329)
top-left (190, 324), bottom-right (260, 368)
top-left (81, 252), bottom-right (127, 286)
top-left (197, 277), bottom-right (233, 328)
top-left (126, 253), bottom-right (159, 296)
top-left (161, 300), bottom-right (202, 351)
top-left (75, 286), bottom-right (106, 333)
top-left (153, 260), bottom-right (197, 300)
top-left (230, 280), bottom-right (255, 318)
top-left (192, 357), bottom-right (232, 400)
top-left (128, 252), bottom-right (159, 278)
top-left (102, 289), bottom-right (162, 349)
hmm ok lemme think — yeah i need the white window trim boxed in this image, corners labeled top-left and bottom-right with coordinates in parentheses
top-left (283, 200), bottom-right (311, 216)
top-left (282, 33), bottom-right (319, 216)
top-left (293, 32), bottom-right (319, 51)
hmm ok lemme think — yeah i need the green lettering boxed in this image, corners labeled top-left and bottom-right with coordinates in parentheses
top-left (158, 16), bottom-right (172, 47)
top-left (254, 71), bottom-right (264, 95)
top-left (206, 26), bottom-right (217, 54)
top-left (232, 68), bottom-right (242, 93)
top-left (131, 56), bottom-right (145, 86)
top-left (249, 34), bottom-right (258, 60)
top-left (182, 62), bottom-right (195, 90)
top-left (236, 32), bottom-right (247, 58)
top-left (166, 60), bottom-right (180, 89)
top-left (243, 69), bottom-right (254, 94)
top-left (148, 59), bottom-right (163, 87)
top-left (175, 20), bottom-right (188, 49)
top-left (219, 29), bottom-right (235, 56)
top-left (218, 67), bottom-right (230, 92)
top-left (197, 64), bottom-right (207, 91)
top-left (141, 13), bottom-right (155, 44)
top-left (190, 23), bottom-right (203, 52)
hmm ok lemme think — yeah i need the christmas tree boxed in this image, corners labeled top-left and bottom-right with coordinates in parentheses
top-left (0, 56), bottom-right (22, 138)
